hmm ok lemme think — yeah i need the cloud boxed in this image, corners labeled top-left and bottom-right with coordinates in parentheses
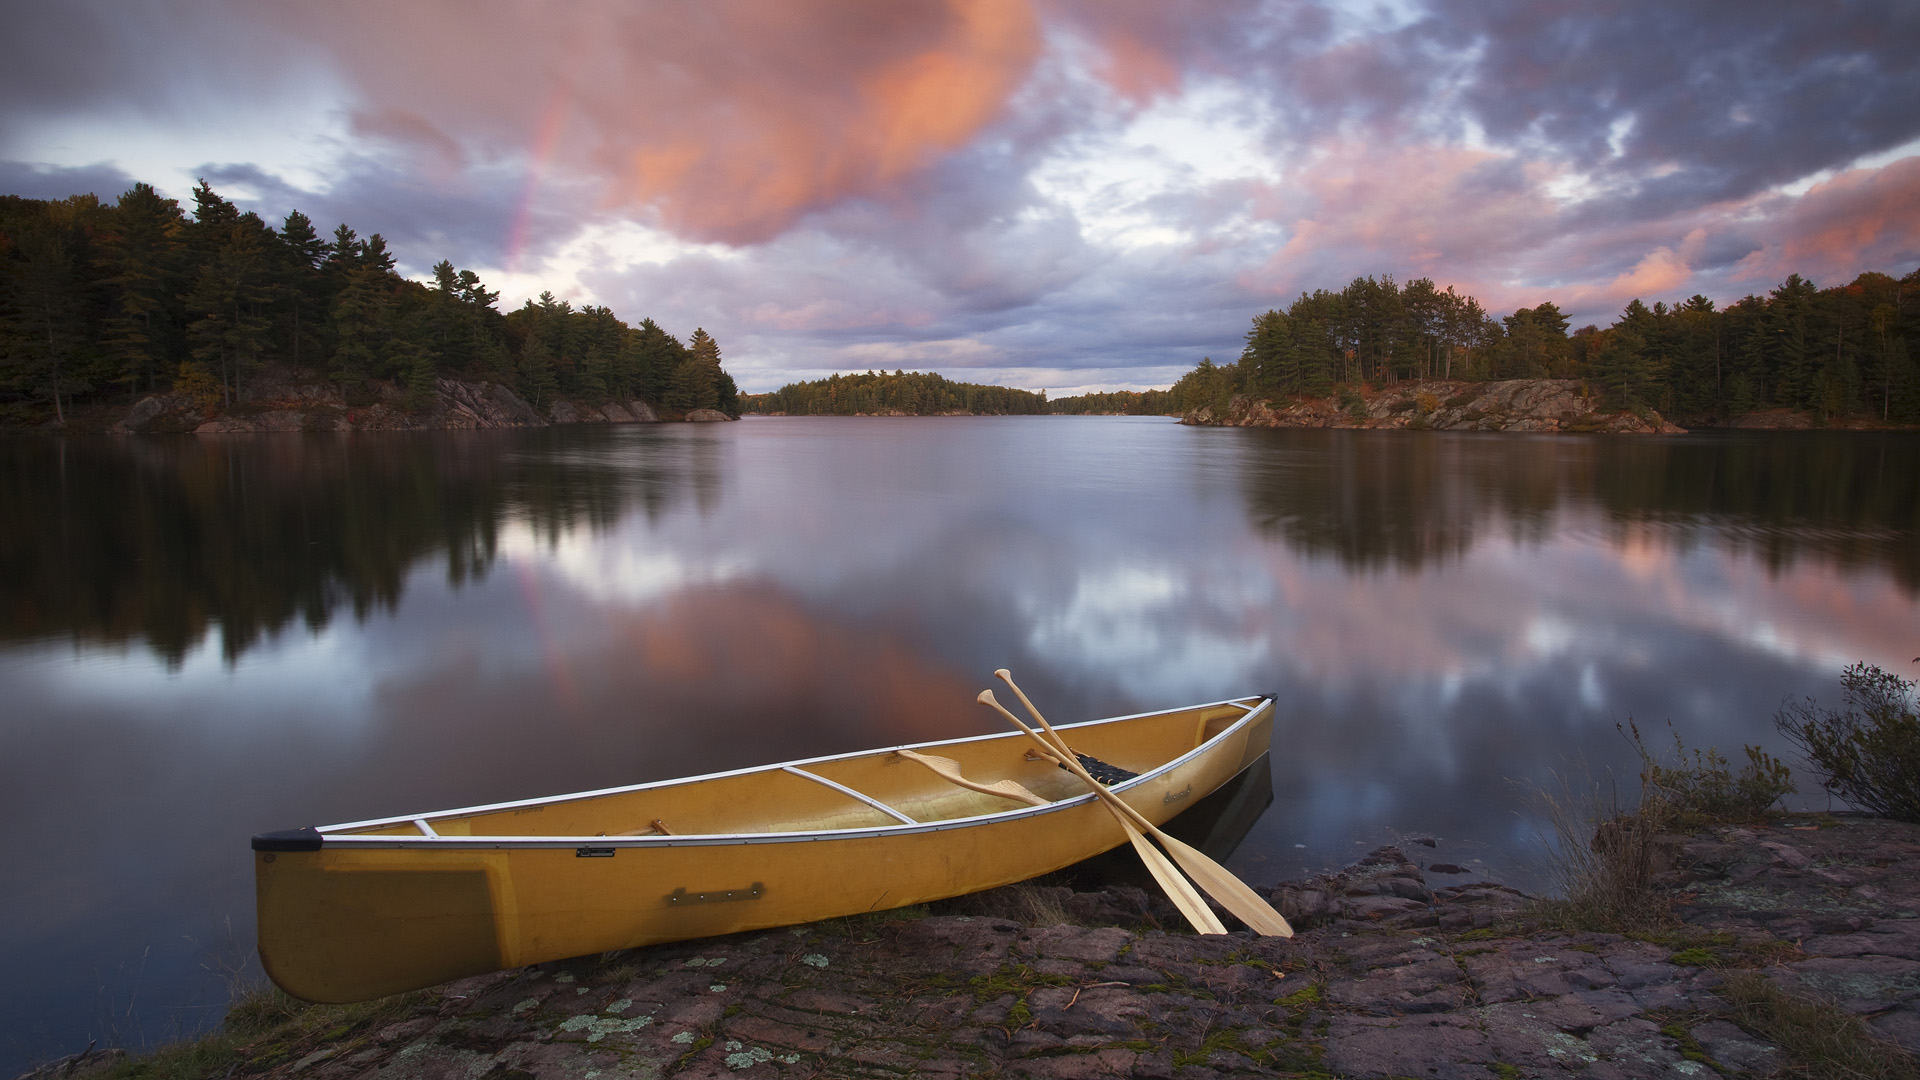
top-left (1751, 156), bottom-right (1920, 285)
top-left (3, 0), bottom-right (1918, 387)
top-left (252, 0), bottom-right (1047, 245)
top-left (0, 159), bottom-right (137, 203)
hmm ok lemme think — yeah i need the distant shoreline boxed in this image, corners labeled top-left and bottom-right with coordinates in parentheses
top-left (11, 374), bottom-right (737, 435)
top-left (12, 377), bottom-right (1911, 434)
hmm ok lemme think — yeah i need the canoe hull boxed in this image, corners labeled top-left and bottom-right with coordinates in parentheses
top-left (256, 700), bottom-right (1273, 1003)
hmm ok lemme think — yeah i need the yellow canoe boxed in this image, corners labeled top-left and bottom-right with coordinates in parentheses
top-left (253, 695), bottom-right (1275, 1003)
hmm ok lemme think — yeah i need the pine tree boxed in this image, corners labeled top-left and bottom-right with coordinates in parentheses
top-left (328, 266), bottom-right (392, 387)
top-left (670, 327), bottom-right (722, 412)
top-left (2, 215), bottom-right (87, 424)
top-left (1768, 274), bottom-right (1819, 408)
top-left (184, 222), bottom-right (273, 407)
top-left (98, 183), bottom-right (186, 395)
top-left (517, 334), bottom-right (559, 408)
top-left (276, 211), bottom-right (326, 372)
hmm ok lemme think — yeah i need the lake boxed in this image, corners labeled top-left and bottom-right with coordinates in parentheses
top-left (3, 417), bottom-right (1915, 1071)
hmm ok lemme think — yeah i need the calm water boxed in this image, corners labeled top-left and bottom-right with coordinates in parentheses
top-left (3, 418), bottom-right (1915, 1069)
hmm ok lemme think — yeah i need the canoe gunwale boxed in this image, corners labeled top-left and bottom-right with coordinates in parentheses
top-left (300, 696), bottom-right (1271, 850)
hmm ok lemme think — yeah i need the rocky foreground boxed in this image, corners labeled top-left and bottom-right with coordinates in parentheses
top-left (35, 816), bottom-right (1920, 1080)
top-left (1182, 380), bottom-right (1686, 434)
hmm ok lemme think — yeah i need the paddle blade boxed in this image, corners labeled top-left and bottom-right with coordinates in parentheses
top-left (1156, 832), bottom-right (1295, 937)
top-left (896, 749), bottom-right (1048, 807)
top-left (1124, 819), bottom-right (1227, 935)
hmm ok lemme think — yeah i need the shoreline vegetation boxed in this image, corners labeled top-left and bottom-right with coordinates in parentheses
top-left (4, 177), bottom-right (1912, 433)
top-left (0, 181), bottom-right (742, 433)
top-left (743, 267), bottom-right (1919, 432)
top-left (1162, 267), bottom-right (1920, 432)
top-left (34, 665), bottom-right (1920, 1080)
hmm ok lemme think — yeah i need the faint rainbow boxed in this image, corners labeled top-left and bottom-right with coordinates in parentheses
top-left (504, 87), bottom-right (572, 275)
top-left (515, 556), bottom-right (583, 716)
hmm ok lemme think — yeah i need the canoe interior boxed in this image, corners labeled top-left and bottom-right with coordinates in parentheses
top-left (329, 699), bottom-right (1262, 841)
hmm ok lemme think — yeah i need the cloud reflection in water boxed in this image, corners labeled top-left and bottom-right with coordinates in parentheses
top-left (0, 419), bottom-right (1914, 1072)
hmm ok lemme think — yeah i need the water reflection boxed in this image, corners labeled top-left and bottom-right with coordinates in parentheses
top-left (0, 429), bottom-right (723, 665)
top-left (1239, 430), bottom-right (1918, 590)
top-left (2, 419), bottom-right (1915, 1074)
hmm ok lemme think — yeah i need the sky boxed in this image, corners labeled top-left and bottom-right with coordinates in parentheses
top-left (3, 0), bottom-right (1918, 395)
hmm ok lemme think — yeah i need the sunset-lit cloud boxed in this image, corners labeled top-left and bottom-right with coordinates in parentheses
top-left (3, 0), bottom-right (1916, 391)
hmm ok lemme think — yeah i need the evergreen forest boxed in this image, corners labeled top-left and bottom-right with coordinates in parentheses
top-left (743, 369), bottom-right (1049, 415)
top-left (0, 182), bottom-right (739, 424)
top-left (1046, 389), bottom-right (1176, 415)
top-left (1159, 270), bottom-right (1920, 424)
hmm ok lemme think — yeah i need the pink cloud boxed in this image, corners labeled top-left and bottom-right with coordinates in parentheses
top-left (269, 0), bottom-right (1044, 245)
top-left (1733, 156), bottom-right (1920, 287)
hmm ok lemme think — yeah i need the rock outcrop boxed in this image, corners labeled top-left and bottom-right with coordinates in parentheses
top-left (1185, 379), bottom-right (1686, 434)
top-left (109, 376), bottom-right (709, 434)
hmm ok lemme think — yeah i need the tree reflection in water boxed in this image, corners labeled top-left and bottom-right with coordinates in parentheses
top-left (1236, 430), bottom-right (1917, 592)
top-left (0, 427), bottom-right (722, 666)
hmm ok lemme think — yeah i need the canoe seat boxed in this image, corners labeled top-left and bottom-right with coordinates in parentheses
top-left (1192, 704), bottom-right (1250, 748)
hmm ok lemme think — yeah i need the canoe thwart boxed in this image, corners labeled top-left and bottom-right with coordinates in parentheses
top-left (780, 765), bottom-right (918, 825)
top-left (602, 819), bottom-right (674, 837)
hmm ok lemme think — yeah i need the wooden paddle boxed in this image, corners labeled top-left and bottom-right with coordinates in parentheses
top-left (977, 690), bottom-right (1227, 935)
top-left (894, 749), bottom-right (1049, 806)
top-left (990, 671), bottom-right (1294, 938)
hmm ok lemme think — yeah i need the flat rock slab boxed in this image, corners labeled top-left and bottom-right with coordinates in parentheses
top-left (40, 817), bottom-right (1920, 1080)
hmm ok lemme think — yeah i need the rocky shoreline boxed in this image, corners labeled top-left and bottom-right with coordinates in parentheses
top-left (33, 815), bottom-right (1920, 1080)
top-left (1182, 379), bottom-right (1687, 434)
top-left (97, 375), bottom-right (734, 436)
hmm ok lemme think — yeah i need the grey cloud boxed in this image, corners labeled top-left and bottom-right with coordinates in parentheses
top-left (0, 0), bottom-right (327, 141)
top-left (196, 156), bottom-right (586, 279)
top-left (1437, 0), bottom-right (1920, 206)
top-left (0, 160), bottom-right (139, 203)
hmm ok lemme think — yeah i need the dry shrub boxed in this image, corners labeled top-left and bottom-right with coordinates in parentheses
top-left (1777, 663), bottom-right (1920, 822)
top-left (1629, 720), bottom-right (1795, 825)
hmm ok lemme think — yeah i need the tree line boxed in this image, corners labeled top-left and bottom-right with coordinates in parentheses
top-left (1046, 389), bottom-right (1177, 415)
top-left (1163, 270), bottom-right (1920, 424)
top-left (742, 369), bottom-right (1049, 415)
top-left (0, 181), bottom-right (739, 423)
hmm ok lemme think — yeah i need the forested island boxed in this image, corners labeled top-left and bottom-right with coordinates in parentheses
top-left (0, 182), bottom-right (740, 430)
top-left (1165, 269), bottom-right (1920, 430)
top-left (742, 369), bottom-right (1049, 415)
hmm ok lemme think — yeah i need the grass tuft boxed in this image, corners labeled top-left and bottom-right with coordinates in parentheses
top-left (99, 984), bottom-right (425, 1080)
top-left (1718, 971), bottom-right (1919, 1080)
top-left (1005, 884), bottom-right (1073, 928)
top-left (1527, 721), bottom-right (1794, 934)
